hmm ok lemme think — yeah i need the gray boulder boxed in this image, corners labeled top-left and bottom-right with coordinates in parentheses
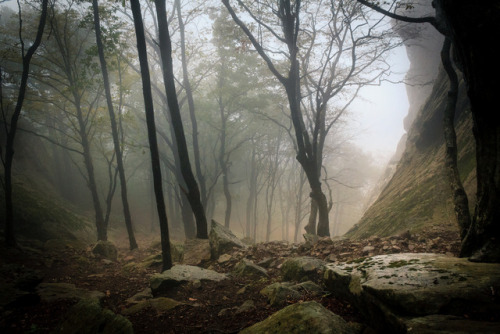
top-left (92, 241), bottom-right (118, 261)
top-left (281, 256), bottom-right (326, 282)
top-left (323, 253), bottom-right (500, 332)
top-left (183, 238), bottom-right (211, 266)
top-left (209, 220), bottom-right (246, 259)
top-left (260, 281), bottom-right (325, 307)
top-left (150, 265), bottom-right (227, 296)
top-left (239, 301), bottom-right (361, 334)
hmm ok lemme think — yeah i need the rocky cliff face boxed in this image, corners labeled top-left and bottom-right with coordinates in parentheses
top-left (347, 2), bottom-right (476, 239)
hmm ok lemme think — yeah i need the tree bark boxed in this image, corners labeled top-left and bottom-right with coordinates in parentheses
top-left (130, 0), bottom-right (172, 270)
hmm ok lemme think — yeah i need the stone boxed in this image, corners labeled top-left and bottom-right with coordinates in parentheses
top-left (126, 288), bottom-right (153, 304)
top-left (236, 300), bottom-right (256, 314)
top-left (209, 220), bottom-right (246, 260)
top-left (239, 301), bottom-right (361, 334)
top-left (217, 254), bottom-right (232, 264)
top-left (281, 256), bottom-right (326, 282)
top-left (141, 253), bottom-right (163, 268)
top-left (323, 253), bottom-right (500, 332)
top-left (260, 281), bottom-right (324, 307)
top-left (362, 246), bottom-right (375, 254)
top-left (233, 259), bottom-right (268, 278)
top-left (183, 238), bottom-right (211, 266)
top-left (36, 283), bottom-right (104, 303)
top-left (405, 314), bottom-right (500, 333)
top-left (92, 240), bottom-right (118, 261)
top-left (150, 265), bottom-right (227, 296)
top-left (55, 299), bottom-right (133, 334)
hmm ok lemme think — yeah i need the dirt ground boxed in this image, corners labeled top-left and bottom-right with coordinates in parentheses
top-left (0, 227), bottom-right (462, 333)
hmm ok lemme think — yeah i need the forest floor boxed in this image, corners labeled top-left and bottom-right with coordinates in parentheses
top-left (1, 226), bottom-right (462, 334)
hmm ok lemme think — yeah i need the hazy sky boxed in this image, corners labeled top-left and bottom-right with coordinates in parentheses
top-left (351, 45), bottom-right (410, 165)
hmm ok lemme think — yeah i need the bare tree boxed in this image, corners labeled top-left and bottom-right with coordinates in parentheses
top-left (1, 0), bottom-right (49, 247)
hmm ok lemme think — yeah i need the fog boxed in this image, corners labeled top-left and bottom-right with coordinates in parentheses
top-left (1, 0), bottom-right (413, 244)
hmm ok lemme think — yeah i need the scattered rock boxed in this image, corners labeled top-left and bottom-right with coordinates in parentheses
top-left (209, 220), bottom-right (246, 260)
top-left (126, 287), bottom-right (153, 304)
top-left (239, 301), bottom-right (361, 334)
top-left (217, 254), bottom-right (232, 264)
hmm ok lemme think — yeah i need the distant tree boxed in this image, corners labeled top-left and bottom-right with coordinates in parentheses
top-left (223, 0), bottom-right (397, 237)
top-left (1, 0), bottom-right (48, 247)
top-left (129, 0), bottom-right (172, 270)
top-left (91, 0), bottom-right (138, 249)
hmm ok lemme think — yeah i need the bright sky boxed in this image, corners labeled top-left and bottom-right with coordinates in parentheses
top-left (350, 45), bottom-right (410, 165)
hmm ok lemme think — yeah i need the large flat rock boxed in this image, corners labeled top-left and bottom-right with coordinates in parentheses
top-left (150, 265), bottom-right (227, 296)
top-left (323, 253), bottom-right (500, 332)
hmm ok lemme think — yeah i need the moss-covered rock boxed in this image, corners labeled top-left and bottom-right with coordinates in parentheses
top-left (281, 257), bottom-right (326, 282)
top-left (92, 241), bottom-right (118, 261)
top-left (209, 220), bottom-right (246, 260)
top-left (233, 259), bottom-right (268, 278)
top-left (239, 301), bottom-right (360, 334)
top-left (55, 299), bottom-right (133, 334)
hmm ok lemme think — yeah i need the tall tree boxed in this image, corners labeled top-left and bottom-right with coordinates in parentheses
top-left (91, 0), bottom-right (137, 249)
top-left (154, 0), bottom-right (208, 239)
top-left (129, 0), bottom-right (172, 270)
top-left (1, 0), bottom-right (49, 247)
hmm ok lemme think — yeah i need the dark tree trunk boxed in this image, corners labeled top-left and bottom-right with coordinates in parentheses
top-left (154, 0), bottom-right (208, 239)
top-left (438, 1), bottom-right (500, 261)
top-left (246, 144), bottom-right (257, 238)
top-left (130, 0), bottom-right (172, 270)
top-left (175, 0), bottom-right (207, 209)
top-left (3, 0), bottom-right (48, 247)
top-left (440, 37), bottom-right (471, 240)
top-left (92, 0), bottom-right (137, 249)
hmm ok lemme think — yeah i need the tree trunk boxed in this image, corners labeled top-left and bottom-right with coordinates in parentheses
top-left (130, 0), bottom-right (172, 270)
top-left (175, 0), bottom-right (207, 209)
top-left (438, 1), bottom-right (500, 262)
top-left (440, 37), bottom-right (471, 240)
top-left (154, 0), bottom-right (208, 239)
top-left (92, 0), bottom-right (137, 249)
top-left (3, 0), bottom-right (48, 247)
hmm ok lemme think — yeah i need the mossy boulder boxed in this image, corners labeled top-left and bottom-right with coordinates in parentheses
top-left (55, 299), bottom-right (133, 334)
top-left (323, 253), bottom-right (500, 332)
top-left (92, 241), bottom-right (118, 261)
top-left (150, 265), bottom-right (227, 296)
top-left (281, 256), bottom-right (326, 282)
top-left (233, 259), bottom-right (268, 278)
top-left (209, 220), bottom-right (246, 260)
top-left (239, 301), bottom-right (360, 334)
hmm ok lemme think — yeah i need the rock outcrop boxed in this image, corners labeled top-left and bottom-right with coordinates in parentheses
top-left (323, 253), bottom-right (500, 332)
top-left (209, 220), bottom-right (247, 260)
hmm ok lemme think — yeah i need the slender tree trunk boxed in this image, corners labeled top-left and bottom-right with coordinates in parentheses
top-left (3, 0), bottom-right (48, 247)
top-left (130, 0), bottom-right (172, 270)
top-left (154, 0), bottom-right (208, 239)
top-left (92, 0), bottom-right (137, 249)
top-left (245, 146), bottom-right (256, 238)
top-left (175, 0), bottom-right (207, 209)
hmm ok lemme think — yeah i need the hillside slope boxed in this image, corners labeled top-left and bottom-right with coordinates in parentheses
top-left (347, 68), bottom-right (475, 239)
